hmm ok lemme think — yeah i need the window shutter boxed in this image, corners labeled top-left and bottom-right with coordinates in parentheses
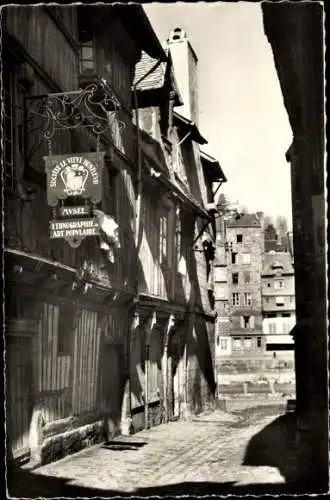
top-left (240, 316), bottom-right (244, 329)
top-left (250, 315), bottom-right (255, 328)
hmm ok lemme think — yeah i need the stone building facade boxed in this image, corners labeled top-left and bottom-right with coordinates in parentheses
top-left (214, 213), bottom-right (265, 368)
top-left (261, 251), bottom-right (295, 366)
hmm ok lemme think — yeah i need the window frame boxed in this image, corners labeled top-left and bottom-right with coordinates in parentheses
top-left (79, 37), bottom-right (96, 73)
top-left (274, 279), bottom-right (284, 289)
top-left (232, 292), bottom-right (240, 306)
top-left (244, 292), bottom-right (252, 307)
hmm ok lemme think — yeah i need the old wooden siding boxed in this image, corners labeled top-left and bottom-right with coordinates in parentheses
top-left (35, 303), bottom-right (71, 423)
top-left (6, 335), bottom-right (32, 458)
top-left (139, 194), bottom-right (158, 296)
top-left (5, 6), bottom-right (78, 91)
top-left (72, 308), bottom-right (101, 415)
top-left (114, 164), bottom-right (136, 291)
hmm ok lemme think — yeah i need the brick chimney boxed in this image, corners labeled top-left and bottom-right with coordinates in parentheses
top-left (166, 27), bottom-right (199, 124)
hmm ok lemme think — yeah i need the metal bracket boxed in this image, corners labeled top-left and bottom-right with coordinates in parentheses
top-left (25, 80), bottom-right (126, 155)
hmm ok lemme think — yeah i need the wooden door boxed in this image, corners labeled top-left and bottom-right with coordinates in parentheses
top-left (6, 335), bottom-right (32, 461)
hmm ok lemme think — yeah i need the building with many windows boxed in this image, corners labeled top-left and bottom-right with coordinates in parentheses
top-left (261, 251), bottom-right (295, 364)
top-left (215, 213), bottom-right (265, 364)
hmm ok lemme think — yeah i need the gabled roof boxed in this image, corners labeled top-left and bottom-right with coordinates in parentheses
top-left (262, 252), bottom-right (294, 276)
top-left (200, 150), bottom-right (227, 183)
top-left (226, 213), bottom-right (261, 228)
top-left (173, 111), bottom-right (207, 145)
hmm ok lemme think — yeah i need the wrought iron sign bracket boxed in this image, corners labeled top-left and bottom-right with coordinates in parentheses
top-left (25, 79), bottom-right (126, 155)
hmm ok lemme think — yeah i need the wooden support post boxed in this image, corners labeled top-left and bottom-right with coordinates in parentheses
top-left (144, 311), bottom-right (157, 430)
top-left (163, 313), bottom-right (175, 423)
top-left (121, 312), bottom-right (139, 436)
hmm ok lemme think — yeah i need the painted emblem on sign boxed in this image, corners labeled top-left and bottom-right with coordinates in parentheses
top-left (44, 152), bottom-right (104, 207)
top-left (60, 164), bottom-right (89, 196)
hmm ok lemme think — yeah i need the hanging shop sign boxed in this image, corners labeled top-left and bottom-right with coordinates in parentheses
top-left (44, 151), bottom-right (105, 247)
top-left (44, 152), bottom-right (104, 207)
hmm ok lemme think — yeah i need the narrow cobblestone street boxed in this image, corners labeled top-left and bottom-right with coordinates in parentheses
top-left (8, 404), bottom-right (304, 497)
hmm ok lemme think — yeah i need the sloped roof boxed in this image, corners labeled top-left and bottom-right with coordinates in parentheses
top-left (226, 213), bottom-right (261, 228)
top-left (134, 51), bottom-right (167, 90)
top-left (134, 50), bottom-right (183, 107)
top-left (262, 252), bottom-right (294, 276)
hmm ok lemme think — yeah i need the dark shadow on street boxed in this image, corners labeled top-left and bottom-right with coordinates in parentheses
top-left (7, 466), bottom-right (315, 498)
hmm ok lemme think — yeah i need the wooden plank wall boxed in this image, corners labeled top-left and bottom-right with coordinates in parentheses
top-left (5, 6), bottom-right (78, 91)
top-left (6, 336), bottom-right (32, 456)
top-left (71, 308), bottom-right (101, 415)
top-left (34, 303), bottom-right (103, 423)
top-left (35, 303), bottom-right (71, 423)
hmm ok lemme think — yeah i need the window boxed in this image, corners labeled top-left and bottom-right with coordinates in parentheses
top-left (281, 312), bottom-right (291, 318)
top-left (231, 252), bottom-right (237, 264)
top-left (276, 296), bottom-right (285, 306)
top-left (257, 336), bottom-right (262, 348)
top-left (243, 271), bottom-right (250, 283)
top-left (266, 313), bottom-right (277, 318)
top-left (274, 280), bottom-right (284, 289)
top-left (220, 338), bottom-right (228, 350)
top-left (283, 322), bottom-right (291, 334)
top-left (267, 283), bottom-right (271, 288)
top-left (243, 337), bottom-right (252, 349)
top-left (159, 211), bottom-right (168, 264)
top-left (237, 234), bottom-right (243, 243)
top-left (244, 292), bottom-right (252, 306)
top-left (269, 323), bottom-right (277, 334)
top-left (243, 316), bottom-right (250, 328)
top-left (232, 293), bottom-right (240, 306)
top-left (175, 207), bottom-right (182, 271)
top-left (233, 337), bottom-right (242, 350)
top-left (232, 272), bottom-right (239, 284)
top-left (242, 253), bottom-right (251, 264)
top-left (80, 39), bottom-right (95, 73)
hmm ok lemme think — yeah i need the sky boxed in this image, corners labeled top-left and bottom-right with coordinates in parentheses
top-left (144, 2), bottom-right (293, 228)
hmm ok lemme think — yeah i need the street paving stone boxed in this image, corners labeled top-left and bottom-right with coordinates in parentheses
top-left (8, 406), bottom-right (303, 497)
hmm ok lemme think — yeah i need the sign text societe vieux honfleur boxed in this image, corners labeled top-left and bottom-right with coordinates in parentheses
top-left (44, 152), bottom-right (104, 242)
